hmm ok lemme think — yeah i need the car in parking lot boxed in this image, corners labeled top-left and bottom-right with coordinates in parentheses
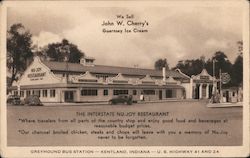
top-left (24, 95), bottom-right (43, 106)
top-left (7, 95), bottom-right (22, 105)
top-left (109, 95), bottom-right (133, 105)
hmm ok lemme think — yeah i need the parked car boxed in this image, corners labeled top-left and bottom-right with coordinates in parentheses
top-left (109, 95), bottom-right (133, 105)
top-left (24, 95), bottom-right (43, 106)
top-left (7, 95), bottom-right (21, 105)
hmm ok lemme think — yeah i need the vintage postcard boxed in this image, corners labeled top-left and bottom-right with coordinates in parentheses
top-left (0, 0), bottom-right (249, 157)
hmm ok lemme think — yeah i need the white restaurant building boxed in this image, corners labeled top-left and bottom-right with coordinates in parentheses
top-left (9, 56), bottom-right (217, 103)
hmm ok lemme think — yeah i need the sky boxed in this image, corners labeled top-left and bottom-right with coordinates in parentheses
top-left (7, 3), bottom-right (243, 69)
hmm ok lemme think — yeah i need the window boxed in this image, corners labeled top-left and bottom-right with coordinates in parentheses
top-left (32, 90), bottom-right (35, 95)
top-left (14, 91), bottom-right (18, 95)
top-left (165, 89), bottom-right (176, 98)
top-left (96, 74), bottom-right (109, 80)
top-left (143, 90), bottom-right (155, 95)
top-left (113, 90), bottom-right (128, 95)
top-left (42, 90), bottom-right (47, 97)
top-left (113, 80), bottom-right (128, 84)
top-left (81, 89), bottom-right (98, 96)
top-left (166, 89), bottom-right (172, 98)
top-left (34, 90), bottom-right (40, 97)
top-left (26, 90), bottom-right (31, 97)
top-left (103, 89), bottom-right (108, 96)
top-left (78, 79), bottom-right (97, 82)
top-left (50, 89), bottom-right (56, 97)
top-left (223, 92), bottom-right (226, 97)
top-left (133, 90), bottom-right (137, 95)
top-left (20, 91), bottom-right (24, 97)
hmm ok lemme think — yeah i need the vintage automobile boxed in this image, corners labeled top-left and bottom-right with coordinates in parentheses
top-left (109, 95), bottom-right (133, 105)
top-left (7, 95), bottom-right (21, 105)
top-left (24, 95), bottom-right (43, 106)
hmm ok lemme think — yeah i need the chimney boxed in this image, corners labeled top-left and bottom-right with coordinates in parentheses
top-left (162, 67), bottom-right (166, 82)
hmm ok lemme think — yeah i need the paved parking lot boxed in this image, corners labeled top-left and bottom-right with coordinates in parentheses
top-left (7, 100), bottom-right (242, 146)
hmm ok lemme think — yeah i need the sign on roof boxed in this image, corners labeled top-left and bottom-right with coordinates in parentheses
top-left (200, 75), bottom-right (209, 80)
top-left (18, 57), bottom-right (63, 86)
top-left (192, 69), bottom-right (215, 83)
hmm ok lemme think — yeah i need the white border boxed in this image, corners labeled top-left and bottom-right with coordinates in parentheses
top-left (1, 0), bottom-right (249, 157)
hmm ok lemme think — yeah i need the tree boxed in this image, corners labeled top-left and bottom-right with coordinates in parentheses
top-left (41, 39), bottom-right (84, 63)
top-left (154, 58), bottom-right (169, 70)
top-left (173, 56), bottom-right (205, 76)
top-left (7, 23), bottom-right (34, 85)
top-left (230, 41), bottom-right (243, 87)
top-left (206, 51), bottom-right (233, 79)
top-left (231, 55), bottom-right (243, 86)
top-left (237, 40), bottom-right (243, 55)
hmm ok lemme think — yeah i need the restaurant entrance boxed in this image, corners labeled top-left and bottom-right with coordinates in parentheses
top-left (64, 91), bottom-right (74, 102)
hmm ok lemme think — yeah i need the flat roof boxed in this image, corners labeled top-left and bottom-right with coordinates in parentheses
top-left (42, 60), bottom-right (189, 79)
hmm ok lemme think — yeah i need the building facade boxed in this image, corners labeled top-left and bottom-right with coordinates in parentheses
top-left (190, 69), bottom-right (217, 99)
top-left (10, 57), bottom-right (195, 103)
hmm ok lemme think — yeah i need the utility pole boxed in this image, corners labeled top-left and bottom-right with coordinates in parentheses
top-left (66, 57), bottom-right (69, 84)
top-left (212, 59), bottom-right (217, 95)
top-left (63, 45), bottom-right (70, 84)
top-left (213, 60), bottom-right (215, 79)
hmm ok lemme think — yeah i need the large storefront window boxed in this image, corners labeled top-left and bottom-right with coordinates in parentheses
top-left (143, 90), bottom-right (155, 95)
top-left (166, 89), bottom-right (173, 98)
top-left (50, 89), bottom-right (56, 97)
top-left (133, 90), bottom-right (137, 95)
top-left (20, 91), bottom-right (24, 97)
top-left (166, 89), bottom-right (176, 98)
top-left (81, 89), bottom-right (98, 96)
top-left (42, 90), bottom-right (48, 97)
top-left (113, 90), bottom-right (128, 95)
top-left (35, 90), bottom-right (40, 97)
top-left (26, 90), bottom-right (31, 97)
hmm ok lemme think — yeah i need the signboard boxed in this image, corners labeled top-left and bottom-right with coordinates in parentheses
top-left (27, 67), bottom-right (46, 81)
top-left (221, 73), bottom-right (231, 84)
top-left (200, 75), bottom-right (209, 81)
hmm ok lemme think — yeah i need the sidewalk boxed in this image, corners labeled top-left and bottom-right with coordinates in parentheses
top-left (206, 102), bottom-right (243, 108)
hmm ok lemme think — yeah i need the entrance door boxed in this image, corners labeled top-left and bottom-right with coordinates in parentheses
top-left (209, 85), bottom-right (213, 98)
top-left (202, 85), bottom-right (206, 98)
top-left (226, 91), bottom-right (229, 102)
top-left (195, 85), bottom-right (199, 99)
top-left (159, 90), bottom-right (162, 100)
top-left (64, 91), bottom-right (74, 102)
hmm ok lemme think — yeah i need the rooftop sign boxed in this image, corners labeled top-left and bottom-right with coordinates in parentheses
top-left (27, 67), bottom-right (46, 81)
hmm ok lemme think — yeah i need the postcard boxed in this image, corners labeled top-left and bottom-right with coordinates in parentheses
top-left (0, 0), bottom-right (249, 157)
